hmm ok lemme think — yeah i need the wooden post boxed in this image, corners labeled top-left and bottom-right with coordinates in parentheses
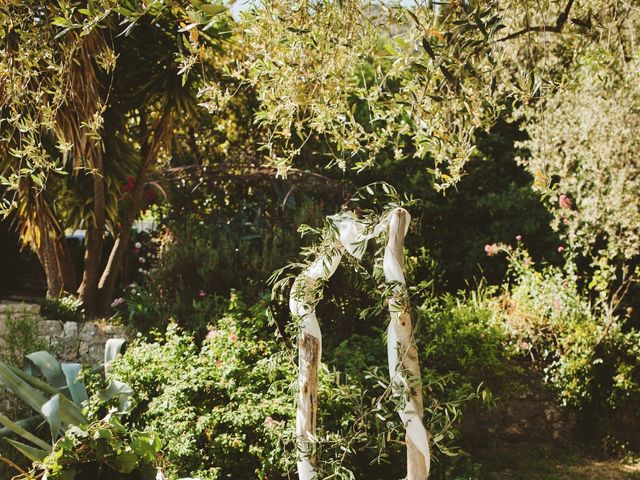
top-left (296, 329), bottom-right (320, 479)
top-left (291, 246), bottom-right (344, 480)
top-left (385, 208), bottom-right (430, 479)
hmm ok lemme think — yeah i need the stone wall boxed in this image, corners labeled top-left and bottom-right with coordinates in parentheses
top-left (0, 303), bottom-right (128, 365)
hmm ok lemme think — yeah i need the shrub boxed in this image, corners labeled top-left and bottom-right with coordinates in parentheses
top-left (492, 245), bottom-right (640, 449)
top-left (101, 300), bottom-right (295, 480)
top-left (416, 287), bottom-right (516, 405)
top-left (25, 415), bottom-right (162, 480)
top-left (0, 306), bottom-right (47, 367)
top-left (40, 295), bottom-right (85, 323)
top-left (102, 293), bottom-right (495, 480)
top-left (117, 199), bottom-right (325, 336)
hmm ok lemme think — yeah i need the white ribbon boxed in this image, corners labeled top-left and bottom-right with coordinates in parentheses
top-left (291, 208), bottom-right (430, 480)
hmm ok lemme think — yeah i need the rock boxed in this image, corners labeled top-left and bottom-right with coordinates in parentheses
top-left (0, 301), bottom-right (129, 366)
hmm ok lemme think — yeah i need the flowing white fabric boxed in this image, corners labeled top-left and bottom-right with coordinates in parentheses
top-left (291, 208), bottom-right (430, 480)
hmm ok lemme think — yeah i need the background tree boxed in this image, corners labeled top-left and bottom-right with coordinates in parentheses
top-left (513, 0), bottom-right (640, 308)
top-left (0, 1), bottom-right (234, 314)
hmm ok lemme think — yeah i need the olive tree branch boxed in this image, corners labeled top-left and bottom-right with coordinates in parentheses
top-left (497, 0), bottom-right (575, 42)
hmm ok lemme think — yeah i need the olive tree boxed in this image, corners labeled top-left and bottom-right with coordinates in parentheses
top-left (516, 1), bottom-right (640, 272)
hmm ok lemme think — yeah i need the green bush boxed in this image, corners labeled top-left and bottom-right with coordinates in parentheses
top-left (101, 293), bottom-right (499, 480)
top-left (102, 299), bottom-right (296, 480)
top-left (416, 287), bottom-right (516, 406)
top-left (117, 200), bottom-right (325, 336)
top-left (493, 245), bottom-right (640, 449)
top-left (40, 295), bottom-right (85, 323)
top-left (25, 415), bottom-right (162, 480)
top-left (0, 306), bottom-right (47, 368)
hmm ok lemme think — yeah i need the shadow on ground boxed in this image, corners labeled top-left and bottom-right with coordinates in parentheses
top-left (475, 443), bottom-right (640, 480)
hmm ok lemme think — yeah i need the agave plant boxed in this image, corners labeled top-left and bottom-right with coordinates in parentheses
top-left (0, 338), bottom-right (132, 462)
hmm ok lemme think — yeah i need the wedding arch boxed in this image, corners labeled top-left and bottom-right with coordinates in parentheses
top-left (289, 200), bottom-right (430, 480)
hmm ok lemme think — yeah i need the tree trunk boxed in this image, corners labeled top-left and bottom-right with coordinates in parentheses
top-left (38, 232), bottom-right (64, 298)
top-left (57, 233), bottom-right (77, 292)
top-left (57, 30), bottom-right (107, 315)
top-left (97, 108), bottom-right (172, 314)
top-left (32, 198), bottom-right (77, 297)
top-left (77, 164), bottom-right (106, 316)
top-left (297, 332), bottom-right (320, 479)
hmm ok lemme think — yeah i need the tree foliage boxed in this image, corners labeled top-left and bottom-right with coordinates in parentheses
top-left (0, 0), bottom-right (234, 312)
top-left (517, 1), bottom-right (640, 266)
top-left (227, 0), bottom-right (507, 187)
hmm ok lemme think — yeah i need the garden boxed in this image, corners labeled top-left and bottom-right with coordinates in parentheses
top-left (0, 1), bottom-right (639, 479)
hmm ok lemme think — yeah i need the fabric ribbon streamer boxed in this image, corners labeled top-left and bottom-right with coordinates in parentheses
top-left (384, 209), bottom-right (430, 478)
top-left (290, 208), bottom-right (430, 480)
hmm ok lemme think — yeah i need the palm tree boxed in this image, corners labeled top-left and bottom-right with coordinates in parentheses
top-left (0, 1), bottom-right (230, 315)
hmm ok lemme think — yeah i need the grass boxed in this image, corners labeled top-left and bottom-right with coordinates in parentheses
top-left (476, 443), bottom-right (640, 480)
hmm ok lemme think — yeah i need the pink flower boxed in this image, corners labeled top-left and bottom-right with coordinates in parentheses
top-left (557, 246), bottom-right (565, 253)
top-left (515, 235), bottom-right (522, 241)
top-left (562, 218), bottom-right (569, 225)
top-left (110, 297), bottom-right (125, 308)
top-left (524, 258), bottom-right (532, 267)
top-left (484, 243), bottom-right (499, 256)
top-left (207, 329), bottom-right (221, 339)
top-left (264, 416), bottom-right (280, 428)
top-left (558, 194), bottom-right (573, 210)
top-left (229, 333), bottom-right (238, 342)
top-left (198, 290), bottom-right (207, 298)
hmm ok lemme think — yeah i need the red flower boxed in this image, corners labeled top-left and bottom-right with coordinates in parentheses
top-left (123, 176), bottom-right (136, 194)
top-left (144, 187), bottom-right (157, 204)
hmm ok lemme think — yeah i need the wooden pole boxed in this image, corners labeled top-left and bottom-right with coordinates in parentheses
top-left (297, 327), bottom-right (321, 479)
top-left (385, 208), bottom-right (430, 479)
top-left (291, 246), bottom-right (343, 480)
